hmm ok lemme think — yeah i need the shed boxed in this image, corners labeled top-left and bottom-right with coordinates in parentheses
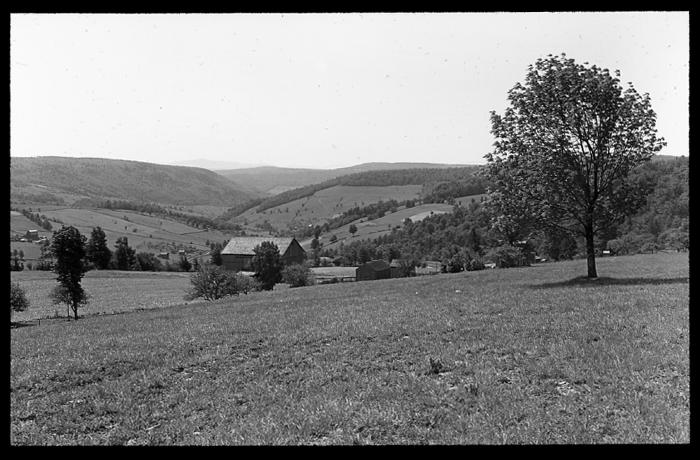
top-left (221, 237), bottom-right (306, 272)
top-left (356, 259), bottom-right (391, 281)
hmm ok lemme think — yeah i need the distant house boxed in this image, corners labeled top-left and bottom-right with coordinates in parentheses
top-left (390, 259), bottom-right (416, 278)
top-left (356, 259), bottom-right (391, 281)
top-left (221, 237), bottom-right (306, 272)
top-left (24, 230), bottom-right (39, 241)
top-left (157, 252), bottom-right (170, 260)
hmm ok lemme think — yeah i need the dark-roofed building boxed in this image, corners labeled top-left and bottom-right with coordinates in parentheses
top-left (221, 237), bottom-right (306, 272)
top-left (356, 259), bottom-right (391, 281)
top-left (25, 230), bottom-right (40, 241)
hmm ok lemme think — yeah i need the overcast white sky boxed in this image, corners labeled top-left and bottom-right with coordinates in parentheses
top-left (10, 12), bottom-right (689, 169)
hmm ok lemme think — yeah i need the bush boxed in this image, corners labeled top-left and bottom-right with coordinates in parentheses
top-left (234, 273), bottom-right (261, 294)
top-left (466, 257), bottom-right (485, 271)
top-left (185, 266), bottom-right (262, 301)
top-left (281, 263), bottom-right (314, 288)
top-left (185, 265), bottom-right (239, 301)
top-left (11, 283), bottom-right (30, 318)
top-left (485, 244), bottom-right (528, 268)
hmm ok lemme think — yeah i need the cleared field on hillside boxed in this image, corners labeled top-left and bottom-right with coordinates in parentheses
top-left (9, 242), bottom-right (42, 261)
top-left (29, 208), bottom-right (233, 254)
top-left (307, 200), bottom-right (478, 251)
top-left (234, 185), bottom-right (423, 232)
top-left (10, 252), bottom-right (688, 444)
top-left (10, 212), bottom-right (52, 238)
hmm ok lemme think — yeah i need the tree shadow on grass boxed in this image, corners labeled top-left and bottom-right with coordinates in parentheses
top-left (529, 276), bottom-right (689, 290)
top-left (10, 320), bottom-right (39, 329)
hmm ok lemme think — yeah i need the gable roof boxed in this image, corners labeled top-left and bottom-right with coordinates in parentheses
top-left (221, 237), bottom-right (298, 256)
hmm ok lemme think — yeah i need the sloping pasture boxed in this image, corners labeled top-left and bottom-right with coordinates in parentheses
top-left (11, 252), bottom-right (689, 444)
top-left (235, 185), bottom-right (423, 232)
top-left (33, 208), bottom-right (232, 253)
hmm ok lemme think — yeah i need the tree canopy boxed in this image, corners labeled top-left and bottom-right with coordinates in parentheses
top-left (51, 226), bottom-right (88, 319)
top-left (484, 54), bottom-right (665, 277)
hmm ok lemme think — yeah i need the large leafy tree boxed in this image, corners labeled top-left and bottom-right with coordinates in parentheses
top-left (51, 226), bottom-right (88, 320)
top-left (485, 54), bottom-right (665, 278)
top-left (251, 241), bottom-right (282, 290)
top-left (86, 226), bottom-right (112, 269)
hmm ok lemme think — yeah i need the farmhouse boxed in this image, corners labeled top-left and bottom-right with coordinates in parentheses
top-left (24, 230), bottom-right (40, 241)
top-left (221, 237), bottom-right (306, 272)
top-left (356, 259), bottom-right (391, 281)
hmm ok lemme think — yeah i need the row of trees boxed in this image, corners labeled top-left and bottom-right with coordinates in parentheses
top-left (15, 208), bottom-right (54, 231)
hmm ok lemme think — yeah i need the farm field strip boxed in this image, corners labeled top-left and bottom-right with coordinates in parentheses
top-left (10, 270), bottom-right (192, 322)
top-left (10, 252), bottom-right (689, 444)
top-left (12, 207), bottom-right (233, 253)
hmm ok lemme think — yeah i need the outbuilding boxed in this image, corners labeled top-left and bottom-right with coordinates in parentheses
top-left (221, 237), bottom-right (306, 272)
top-left (356, 259), bottom-right (391, 281)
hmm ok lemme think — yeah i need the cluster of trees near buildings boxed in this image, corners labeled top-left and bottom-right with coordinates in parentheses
top-left (31, 227), bottom-right (199, 273)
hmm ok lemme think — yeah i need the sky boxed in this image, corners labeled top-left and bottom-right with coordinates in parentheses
top-left (10, 12), bottom-right (689, 170)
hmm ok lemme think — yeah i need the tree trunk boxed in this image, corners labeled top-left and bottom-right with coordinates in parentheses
top-left (73, 303), bottom-right (78, 320)
top-left (585, 225), bottom-right (598, 278)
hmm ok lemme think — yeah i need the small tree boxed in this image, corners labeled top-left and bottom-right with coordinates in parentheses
top-left (210, 243), bottom-right (223, 266)
top-left (113, 237), bottom-right (136, 270)
top-left (179, 255), bottom-right (192, 272)
top-left (282, 263), bottom-right (314, 288)
top-left (51, 226), bottom-right (88, 320)
top-left (10, 282), bottom-right (30, 320)
top-left (136, 252), bottom-right (163, 271)
top-left (86, 226), bottom-right (112, 269)
top-left (185, 265), bottom-right (239, 301)
top-left (251, 241), bottom-right (282, 291)
top-left (349, 224), bottom-right (358, 236)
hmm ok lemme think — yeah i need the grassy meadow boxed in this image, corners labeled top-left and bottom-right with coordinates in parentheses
top-left (10, 252), bottom-right (689, 444)
top-left (10, 270), bottom-right (192, 322)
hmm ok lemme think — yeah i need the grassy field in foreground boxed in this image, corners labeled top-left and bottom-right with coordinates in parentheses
top-left (10, 270), bottom-right (193, 322)
top-left (10, 252), bottom-right (689, 444)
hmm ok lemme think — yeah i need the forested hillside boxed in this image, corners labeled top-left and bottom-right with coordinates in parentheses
top-left (10, 157), bottom-right (255, 207)
top-left (215, 162), bottom-right (469, 195)
top-left (314, 156), bottom-right (688, 268)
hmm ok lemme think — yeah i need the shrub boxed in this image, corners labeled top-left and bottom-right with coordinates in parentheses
top-left (485, 244), bottom-right (528, 268)
top-left (185, 265), bottom-right (258, 301)
top-left (234, 273), bottom-right (261, 294)
top-left (466, 257), bottom-right (485, 271)
top-left (11, 283), bottom-right (30, 318)
top-left (281, 263), bottom-right (314, 288)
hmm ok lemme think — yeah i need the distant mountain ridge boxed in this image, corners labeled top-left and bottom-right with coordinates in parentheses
top-left (10, 156), bottom-right (258, 206)
top-left (215, 162), bottom-right (473, 195)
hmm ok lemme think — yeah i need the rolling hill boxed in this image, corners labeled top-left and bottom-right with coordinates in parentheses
top-left (215, 162), bottom-right (473, 195)
top-left (10, 156), bottom-right (260, 207)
